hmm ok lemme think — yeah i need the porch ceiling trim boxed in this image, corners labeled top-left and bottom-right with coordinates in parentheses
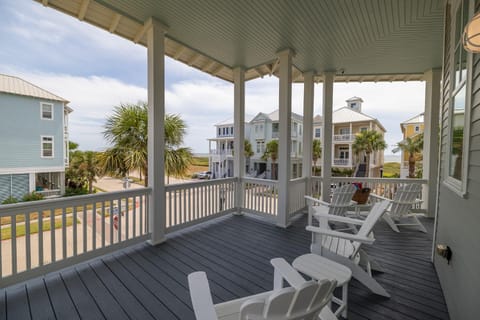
top-left (35, 0), bottom-right (442, 83)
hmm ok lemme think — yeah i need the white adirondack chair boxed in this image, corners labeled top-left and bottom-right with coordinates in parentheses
top-left (306, 200), bottom-right (391, 297)
top-left (305, 184), bottom-right (357, 227)
top-left (188, 258), bottom-right (338, 320)
top-left (370, 183), bottom-right (427, 233)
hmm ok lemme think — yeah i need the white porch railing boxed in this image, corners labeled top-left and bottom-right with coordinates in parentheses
top-left (333, 134), bottom-right (355, 141)
top-left (165, 178), bottom-right (236, 233)
top-left (243, 178), bottom-right (278, 217)
top-left (333, 159), bottom-right (350, 166)
top-left (36, 189), bottom-right (62, 198)
top-left (310, 176), bottom-right (427, 210)
top-left (288, 177), bottom-right (307, 218)
top-left (0, 188), bottom-right (150, 286)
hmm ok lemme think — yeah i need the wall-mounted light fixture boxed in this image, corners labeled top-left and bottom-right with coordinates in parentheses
top-left (436, 244), bottom-right (453, 264)
top-left (463, 12), bottom-right (480, 53)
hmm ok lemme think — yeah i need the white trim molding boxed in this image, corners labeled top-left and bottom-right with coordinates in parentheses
top-left (40, 102), bottom-right (54, 120)
top-left (0, 167), bottom-right (65, 175)
top-left (41, 135), bottom-right (55, 159)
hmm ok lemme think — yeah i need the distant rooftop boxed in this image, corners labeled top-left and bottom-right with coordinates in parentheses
top-left (0, 74), bottom-right (68, 103)
top-left (401, 112), bottom-right (425, 125)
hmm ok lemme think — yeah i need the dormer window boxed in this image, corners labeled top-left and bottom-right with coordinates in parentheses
top-left (41, 103), bottom-right (53, 120)
top-left (350, 102), bottom-right (356, 108)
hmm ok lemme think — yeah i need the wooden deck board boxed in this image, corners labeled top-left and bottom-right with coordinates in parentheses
top-left (25, 278), bottom-right (55, 320)
top-left (2, 214), bottom-right (449, 320)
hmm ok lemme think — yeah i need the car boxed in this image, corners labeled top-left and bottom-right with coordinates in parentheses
top-left (197, 171), bottom-right (212, 179)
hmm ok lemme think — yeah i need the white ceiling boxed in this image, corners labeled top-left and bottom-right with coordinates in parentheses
top-left (37, 0), bottom-right (445, 82)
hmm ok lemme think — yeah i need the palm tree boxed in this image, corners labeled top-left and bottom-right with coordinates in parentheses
top-left (392, 133), bottom-right (423, 178)
top-left (312, 139), bottom-right (321, 175)
top-left (66, 150), bottom-right (100, 193)
top-left (101, 102), bottom-right (192, 186)
top-left (352, 130), bottom-right (387, 177)
top-left (262, 140), bottom-right (278, 179)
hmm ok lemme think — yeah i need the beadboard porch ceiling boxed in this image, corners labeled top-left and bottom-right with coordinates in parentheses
top-left (36, 0), bottom-right (444, 82)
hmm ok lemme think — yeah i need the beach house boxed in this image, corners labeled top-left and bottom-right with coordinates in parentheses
top-left (0, 74), bottom-right (72, 202)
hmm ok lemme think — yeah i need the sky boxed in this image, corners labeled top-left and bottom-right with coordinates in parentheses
top-left (0, 0), bottom-right (426, 155)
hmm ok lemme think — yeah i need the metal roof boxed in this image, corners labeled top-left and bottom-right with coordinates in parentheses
top-left (35, 0), bottom-right (444, 83)
top-left (0, 74), bottom-right (68, 103)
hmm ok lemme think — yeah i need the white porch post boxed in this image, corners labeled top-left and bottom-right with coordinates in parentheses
top-left (146, 18), bottom-right (168, 245)
top-left (423, 69), bottom-right (441, 216)
top-left (233, 67), bottom-right (245, 215)
top-left (321, 72), bottom-right (334, 202)
top-left (277, 49), bottom-right (294, 228)
top-left (303, 71), bottom-right (315, 193)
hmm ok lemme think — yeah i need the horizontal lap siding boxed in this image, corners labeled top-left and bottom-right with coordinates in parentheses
top-left (436, 1), bottom-right (480, 319)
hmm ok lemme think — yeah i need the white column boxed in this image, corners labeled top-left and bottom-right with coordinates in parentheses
top-left (321, 72), bottom-right (334, 202)
top-left (146, 18), bottom-right (168, 245)
top-left (423, 69), bottom-right (441, 217)
top-left (348, 144), bottom-right (352, 167)
top-left (277, 49), bottom-right (294, 228)
top-left (303, 71), bottom-right (315, 192)
top-left (233, 67), bottom-right (245, 214)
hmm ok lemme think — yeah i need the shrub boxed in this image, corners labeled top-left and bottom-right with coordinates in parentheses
top-left (64, 187), bottom-right (89, 197)
top-left (22, 192), bottom-right (44, 202)
top-left (2, 196), bottom-right (18, 205)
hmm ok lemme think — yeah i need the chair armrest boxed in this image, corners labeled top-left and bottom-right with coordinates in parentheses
top-left (306, 226), bottom-right (375, 245)
top-left (188, 272), bottom-right (218, 320)
top-left (270, 258), bottom-right (306, 290)
top-left (305, 195), bottom-right (331, 207)
top-left (313, 212), bottom-right (365, 225)
top-left (369, 193), bottom-right (391, 202)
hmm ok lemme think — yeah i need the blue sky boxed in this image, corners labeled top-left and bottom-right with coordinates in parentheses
top-left (0, 0), bottom-right (426, 155)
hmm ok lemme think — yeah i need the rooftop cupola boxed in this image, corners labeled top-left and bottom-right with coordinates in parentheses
top-left (346, 96), bottom-right (363, 112)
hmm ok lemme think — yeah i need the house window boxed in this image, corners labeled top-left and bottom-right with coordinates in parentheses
top-left (230, 127), bottom-right (234, 135)
top-left (414, 125), bottom-right (420, 133)
top-left (41, 103), bottom-right (53, 120)
top-left (315, 128), bottom-right (321, 138)
top-left (256, 141), bottom-right (265, 153)
top-left (218, 128), bottom-right (221, 136)
top-left (445, 0), bottom-right (472, 195)
top-left (339, 128), bottom-right (350, 135)
top-left (360, 127), bottom-right (368, 132)
top-left (41, 136), bottom-right (54, 158)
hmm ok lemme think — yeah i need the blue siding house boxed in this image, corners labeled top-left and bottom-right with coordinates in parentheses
top-left (0, 74), bottom-right (72, 202)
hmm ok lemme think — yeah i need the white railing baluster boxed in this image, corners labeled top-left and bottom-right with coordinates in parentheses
top-left (50, 209), bottom-right (55, 263)
top-left (83, 204), bottom-right (87, 254)
top-left (73, 206), bottom-right (77, 257)
top-left (92, 202), bottom-right (97, 250)
top-left (38, 210), bottom-right (44, 266)
top-left (26, 213), bottom-right (31, 270)
top-left (12, 215), bottom-right (17, 275)
top-left (62, 207), bottom-right (67, 259)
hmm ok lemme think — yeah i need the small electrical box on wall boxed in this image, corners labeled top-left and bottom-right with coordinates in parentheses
top-left (436, 244), bottom-right (453, 264)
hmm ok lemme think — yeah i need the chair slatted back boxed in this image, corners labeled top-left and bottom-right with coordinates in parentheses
top-left (328, 184), bottom-right (357, 216)
top-left (390, 184), bottom-right (422, 219)
top-left (351, 200), bottom-right (390, 258)
top-left (240, 280), bottom-right (336, 320)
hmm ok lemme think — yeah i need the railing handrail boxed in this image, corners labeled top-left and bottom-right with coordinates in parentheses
top-left (242, 177), bottom-right (278, 186)
top-left (289, 177), bottom-right (307, 184)
top-left (330, 177), bottom-right (428, 184)
top-left (0, 188), bottom-right (152, 216)
top-left (166, 177), bottom-right (237, 191)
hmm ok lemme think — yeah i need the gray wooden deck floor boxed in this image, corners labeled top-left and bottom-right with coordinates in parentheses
top-left (0, 214), bottom-right (449, 320)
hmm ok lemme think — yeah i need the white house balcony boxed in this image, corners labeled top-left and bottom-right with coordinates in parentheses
top-left (333, 134), bottom-right (355, 142)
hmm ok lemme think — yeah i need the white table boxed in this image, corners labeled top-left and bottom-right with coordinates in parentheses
top-left (292, 253), bottom-right (352, 318)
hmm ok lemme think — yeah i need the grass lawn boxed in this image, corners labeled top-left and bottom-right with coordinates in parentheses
top-left (1, 216), bottom-right (75, 240)
top-left (383, 162), bottom-right (400, 178)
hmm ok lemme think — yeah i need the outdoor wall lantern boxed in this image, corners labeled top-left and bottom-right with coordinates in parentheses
top-left (463, 12), bottom-right (480, 53)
